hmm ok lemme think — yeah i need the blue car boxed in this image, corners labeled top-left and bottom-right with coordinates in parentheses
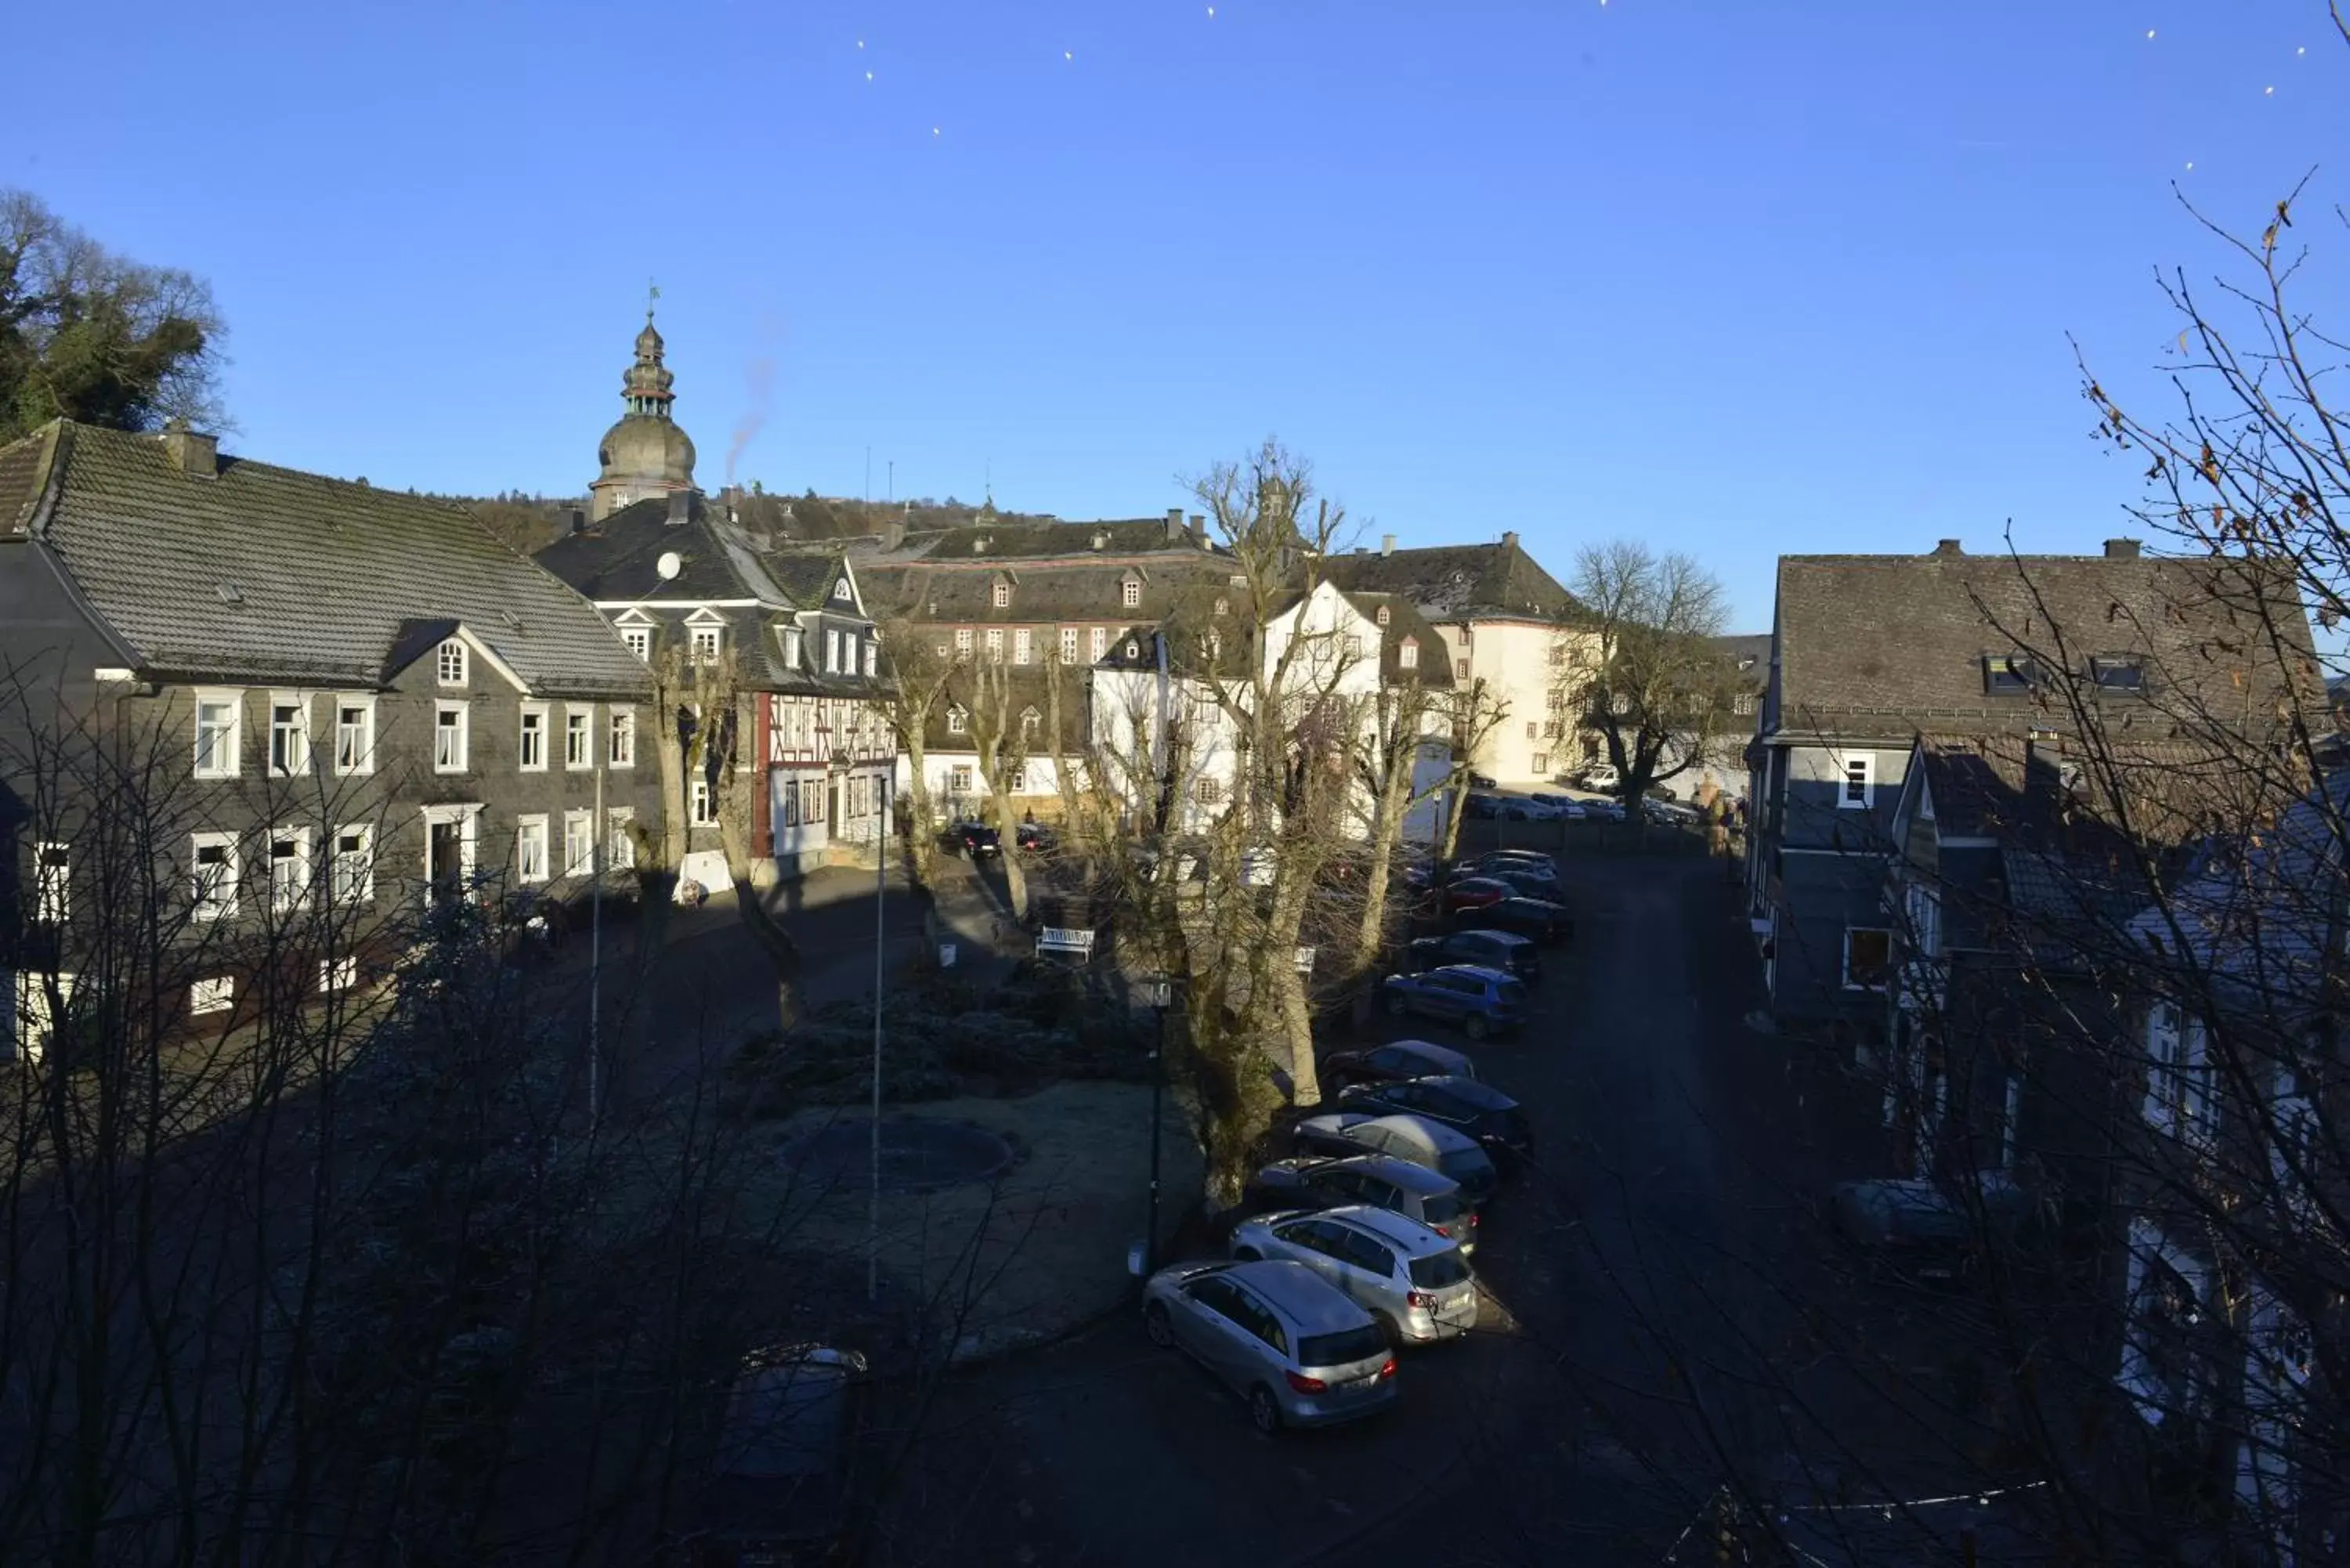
top-left (1378, 964), bottom-right (1529, 1041)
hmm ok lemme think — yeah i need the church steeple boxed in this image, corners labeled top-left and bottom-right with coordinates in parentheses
top-left (623, 306), bottom-right (676, 419)
top-left (588, 298), bottom-right (698, 522)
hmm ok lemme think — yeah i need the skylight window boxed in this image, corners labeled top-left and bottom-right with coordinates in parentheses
top-left (1983, 655), bottom-right (2037, 695)
top-left (2092, 656), bottom-right (2146, 692)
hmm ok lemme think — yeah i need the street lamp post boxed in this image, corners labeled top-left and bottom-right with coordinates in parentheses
top-left (1144, 975), bottom-right (1172, 1275)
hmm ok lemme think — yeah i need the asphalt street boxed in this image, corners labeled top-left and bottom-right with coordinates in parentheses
top-left (865, 847), bottom-right (1881, 1568)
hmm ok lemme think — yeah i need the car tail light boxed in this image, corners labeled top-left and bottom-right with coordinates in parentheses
top-left (1469, 1210), bottom-right (1480, 1227)
top-left (1379, 1357), bottom-right (1398, 1380)
top-left (1406, 1290), bottom-right (1436, 1309)
top-left (1285, 1370), bottom-right (1327, 1394)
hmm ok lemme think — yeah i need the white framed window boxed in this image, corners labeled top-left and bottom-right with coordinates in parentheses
top-left (1014, 628), bottom-right (1032, 665)
top-left (1838, 753), bottom-right (1874, 810)
top-left (1121, 578), bottom-right (1141, 609)
top-left (1021, 706), bottom-right (1041, 737)
top-left (1197, 775), bottom-right (1224, 805)
top-left (690, 778), bottom-right (719, 826)
top-left (191, 832), bottom-right (240, 920)
top-left (1733, 693), bottom-right (1757, 716)
top-left (518, 703), bottom-right (549, 771)
top-left (1400, 640), bottom-right (1419, 670)
top-left (1375, 605), bottom-right (1391, 627)
top-left (607, 808), bottom-right (635, 869)
top-left (829, 629), bottom-right (844, 674)
top-left (863, 638), bottom-right (877, 677)
top-left (566, 706), bottom-right (594, 769)
top-left (609, 707), bottom-right (637, 768)
top-left (1527, 722), bottom-right (1538, 742)
top-left (992, 581), bottom-right (1011, 609)
top-left (193, 691), bottom-right (242, 778)
top-left (834, 576), bottom-right (853, 602)
top-left (437, 638), bottom-right (468, 685)
top-left (2269, 1058), bottom-right (2321, 1223)
top-left (331, 824), bottom-right (373, 905)
top-left (622, 626), bottom-right (652, 663)
top-left (2118, 1216), bottom-right (2209, 1426)
top-left (1997, 1061), bottom-right (2027, 1169)
top-left (563, 811), bottom-right (595, 876)
top-left (1007, 767), bottom-right (1028, 794)
top-left (985, 628), bottom-right (1004, 662)
top-left (34, 843), bottom-right (69, 924)
top-left (268, 694), bottom-right (312, 777)
top-left (2141, 1004), bottom-right (2218, 1149)
top-left (1455, 657), bottom-right (1470, 680)
top-left (956, 627), bottom-right (974, 659)
top-left (691, 626), bottom-right (723, 664)
top-left (268, 827), bottom-right (313, 913)
top-left (189, 976), bottom-right (234, 1017)
top-left (1347, 634), bottom-right (1365, 662)
top-left (946, 706), bottom-right (968, 735)
top-left (950, 764), bottom-right (974, 793)
top-left (433, 701), bottom-right (469, 772)
top-left (1090, 627), bottom-right (1108, 662)
top-left (516, 815), bottom-right (550, 884)
top-left (1842, 927), bottom-right (1890, 990)
top-left (318, 956), bottom-right (358, 993)
top-left (1060, 627), bottom-right (1079, 664)
top-left (1124, 640), bottom-right (1141, 659)
top-left (1532, 753), bottom-right (1549, 775)
top-left (333, 695), bottom-right (376, 776)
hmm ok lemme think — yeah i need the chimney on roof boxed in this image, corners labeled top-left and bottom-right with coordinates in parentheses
top-left (666, 491), bottom-right (690, 527)
top-left (2104, 538), bottom-right (2142, 560)
top-left (161, 419), bottom-right (218, 478)
top-left (1381, 533), bottom-right (1396, 557)
top-left (1931, 539), bottom-right (1963, 558)
top-left (878, 519), bottom-right (906, 552)
top-left (1500, 531), bottom-right (1519, 551)
top-left (1188, 513), bottom-right (1206, 545)
top-left (1166, 508), bottom-right (1187, 544)
top-left (569, 505), bottom-right (587, 537)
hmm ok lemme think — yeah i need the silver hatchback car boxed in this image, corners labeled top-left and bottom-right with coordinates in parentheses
top-left (1230, 1205), bottom-right (1479, 1346)
top-left (1142, 1259), bottom-right (1398, 1433)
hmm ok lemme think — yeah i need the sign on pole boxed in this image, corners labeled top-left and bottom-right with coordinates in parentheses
top-left (1295, 945), bottom-right (1316, 975)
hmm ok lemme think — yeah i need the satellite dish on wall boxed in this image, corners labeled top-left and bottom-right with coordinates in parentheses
top-left (656, 551), bottom-right (683, 581)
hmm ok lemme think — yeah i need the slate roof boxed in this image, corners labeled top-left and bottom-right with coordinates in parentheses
top-left (910, 515), bottom-right (1211, 560)
top-left (859, 555), bottom-right (1243, 628)
top-left (1713, 633), bottom-right (1773, 679)
top-left (0, 421), bottom-right (650, 699)
top-left (1772, 546), bottom-right (2317, 737)
top-left (1319, 539), bottom-right (1577, 623)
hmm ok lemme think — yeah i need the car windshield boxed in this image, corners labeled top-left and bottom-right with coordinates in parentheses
top-left (1408, 1249), bottom-right (1470, 1289)
top-left (1497, 980), bottom-right (1529, 1006)
top-left (1420, 1193), bottom-right (1466, 1225)
top-left (1297, 1324), bottom-right (1388, 1367)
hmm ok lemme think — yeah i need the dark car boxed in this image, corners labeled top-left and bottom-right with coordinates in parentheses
top-left (1472, 849), bottom-right (1554, 874)
top-left (1485, 867), bottom-right (1564, 901)
top-left (1828, 1175), bottom-right (2034, 1286)
top-left (1244, 1153), bottom-right (1480, 1254)
top-left (1439, 876), bottom-right (1514, 913)
top-left (1405, 929), bottom-right (1541, 981)
top-left (1338, 1075), bottom-right (1535, 1167)
top-left (1456, 896), bottom-right (1574, 945)
top-left (1462, 793), bottom-right (1504, 822)
top-left (947, 820), bottom-right (1001, 858)
top-left (692, 1344), bottom-right (866, 1565)
top-left (1379, 964), bottom-right (1528, 1040)
top-left (1015, 820), bottom-right (1057, 852)
top-left (1468, 772), bottom-right (1498, 789)
top-left (1323, 1037), bottom-right (1480, 1088)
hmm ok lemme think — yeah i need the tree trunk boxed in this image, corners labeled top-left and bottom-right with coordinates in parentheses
top-left (715, 811), bottom-right (802, 1031)
top-left (1263, 869), bottom-right (1321, 1107)
top-left (900, 729), bottom-right (938, 890)
top-left (1351, 733), bottom-right (1419, 978)
top-left (1438, 771), bottom-right (1470, 862)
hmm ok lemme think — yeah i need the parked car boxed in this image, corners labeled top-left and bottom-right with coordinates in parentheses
top-left (1828, 1174), bottom-right (2034, 1286)
top-left (1322, 1037), bottom-right (1480, 1087)
top-left (1404, 929), bottom-right (1541, 982)
top-left (1485, 867), bottom-right (1564, 901)
top-left (1338, 1075), bottom-right (1534, 1168)
top-left (1230, 1206), bottom-right (1480, 1346)
top-left (1473, 848), bottom-right (1555, 873)
top-left (1438, 876), bottom-right (1514, 913)
top-left (1576, 763), bottom-right (1620, 791)
top-left (1379, 964), bottom-right (1528, 1039)
top-left (1141, 1259), bottom-right (1397, 1433)
top-left (1644, 798), bottom-right (1700, 826)
top-left (1246, 1153), bottom-right (1478, 1254)
top-left (1499, 800), bottom-right (1560, 822)
top-left (1585, 799), bottom-right (1628, 823)
top-left (1528, 793), bottom-right (1587, 820)
top-left (1015, 820), bottom-right (1057, 852)
top-left (1467, 772), bottom-right (1498, 789)
top-left (692, 1344), bottom-right (866, 1565)
top-left (946, 820), bottom-right (1001, 858)
top-left (1462, 793), bottom-right (1504, 821)
top-left (1456, 895), bottom-right (1575, 945)
top-left (1289, 1111), bottom-right (1501, 1204)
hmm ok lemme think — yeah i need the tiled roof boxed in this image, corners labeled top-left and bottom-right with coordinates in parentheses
top-left (1318, 540), bottom-right (1576, 622)
top-left (859, 555), bottom-right (1242, 628)
top-left (9, 421), bottom-right (650, 699)
top-left (912, 516), bottom-right (1212, 560)
top-left (1773, 547), bottom-right (2317, 735)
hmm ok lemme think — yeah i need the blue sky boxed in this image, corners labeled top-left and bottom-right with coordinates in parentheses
top-left (13, 2), bottom-right (2342, 628)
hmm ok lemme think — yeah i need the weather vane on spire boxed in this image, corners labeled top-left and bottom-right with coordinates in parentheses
top-left (646, 277), bottom-right (660, 320)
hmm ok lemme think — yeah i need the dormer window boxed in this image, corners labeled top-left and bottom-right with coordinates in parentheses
top-left (992, 581), bottom-right (1012, 609)
top-left (1400, 640), bottom-right (1419, 670)
top-left (833, 577), bottom-right (853, 602)
top-left (1214, 597), bottom-right (1229, 617)
top-left (1376, 605), bottom-right (1391, 627)
top-left (622, 627), bottom-right (651, 663)
top-left (1984, 655), bottom-right (2037, 694)
top-left (2092, 655), bottom-right (2146, 692)
top-left (947, 705), bottom-right (968, 735)
top-left (782, 627), bottom-right (804, 668)
top-left (690, 627), bottom-right (722, 664)
top-left (1124, 639), bottom-right (1141, 659)
top-left (1122, 578), bottom-right (1142, 609)
top-left (436, 639), bottom-right (468, 686)
top-left (1021, 706), bottom-right (1041, 736)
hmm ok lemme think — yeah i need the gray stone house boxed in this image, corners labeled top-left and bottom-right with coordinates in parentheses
top-left (1, 418), bottom-right (656, 1055)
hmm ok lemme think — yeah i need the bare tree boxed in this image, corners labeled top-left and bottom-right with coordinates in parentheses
top-left (873, 620), bottom-right (963, 892)
top-left (1556, 542), bottom-right (1744, 812)
top-left (954, 652), bottom-right (1032, 922)
top-left (1347, 677), bottom-right (1446, 980)
top-left (1436, 676), bottom-right (1511, 862)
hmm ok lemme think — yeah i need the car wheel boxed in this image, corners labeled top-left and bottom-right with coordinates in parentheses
top-left (1232, 1246), bottom-right (1262, 1263)
top-left (1463, 1014), bottom-right (1490, 1042)
top-left (1385, 992), bottom-right (1409, 1018)
top-left (1144, 1302), bottom-right (1174, 1348)
top-left (1249, 1385), bottom-right (1282, 1435)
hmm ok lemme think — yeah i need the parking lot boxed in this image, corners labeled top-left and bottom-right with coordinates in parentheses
top-left (871, 842), bottom-right (1870, 1568)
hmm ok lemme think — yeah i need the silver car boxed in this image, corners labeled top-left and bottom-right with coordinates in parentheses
top-left (1290, 1111), bottom-right (1502, 1205)
top-left (1141, 1259), bottom-right (1397, 1433)
top-left (1231, 1205), bottom-right (1480, 1346)
top-left (1247, 1152), bottom-right (1480, 1254)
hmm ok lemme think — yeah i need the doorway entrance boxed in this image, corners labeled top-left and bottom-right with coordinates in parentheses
top-left (427, 821), bottom-right (463, 904)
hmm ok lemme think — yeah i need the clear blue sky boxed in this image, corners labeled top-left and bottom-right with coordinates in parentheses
top-left (13, 2), bottom-right (2343, 628)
